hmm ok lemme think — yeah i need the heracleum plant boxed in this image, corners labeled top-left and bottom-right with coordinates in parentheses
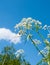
top-left (15, 17), bottom-right (50, 65)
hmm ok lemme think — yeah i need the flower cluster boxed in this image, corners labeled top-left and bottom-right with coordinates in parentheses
top-left (15, 49), bottom-right (24, 58)
top-left (14, 17), bottom-right (50, 65)
top-left (43, 25), bottom-right (50, 33)
top-left (44, 39), bottom-right (49, 45)
top-left (14, 17), bottom-right (42, 31)
top-left (38, 47), bottom-right (48, 56)
top-left (33, 39), bottom-right (41, 44)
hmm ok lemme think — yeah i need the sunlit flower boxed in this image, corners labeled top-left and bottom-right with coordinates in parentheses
top-left (25, 23), bottom-right (32, 29)
top-left (36, 20), bottom-right (42, 25)
top-left (21, 18), bottom-right (26, 22)
top-left (44, 39), bottom-right (49, 45)
top-left (26, 17), bottom-right (32, 22)
top-left (32, 19), bottom-right (42, 25)
top-left (18, 30), bottom-right (25, 35)
top-left (14, 18), bottom-right (42, 30)
top-left (42, 25), bottom-right (47, 30)
top-left (33, 39), bottom-right (41, 44)
top-left (38, 46), bottom-right (48, 56)
top-left (44, 46), bottom-right (50, 51)
top-left (14, 23), bottom-right (22, 29)
top-left (38, 50), bottom-right (44, 55)
top-left (15, 49), bottom-right (24, 58)
top-left (38, 49), bottom-right (48, 55)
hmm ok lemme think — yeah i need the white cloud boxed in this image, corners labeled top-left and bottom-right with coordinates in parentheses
top-left (0, 28), bottom-right (21, 44)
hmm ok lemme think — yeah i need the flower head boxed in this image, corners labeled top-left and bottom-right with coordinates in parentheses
top-left (44, 39), bottom-right (49, 45)
top-left (15, 49), bottom-right (24, 58)
top-left (14, 18), bottom-right (42, 30)
top-left (42, 25), bottom-right (47, 30)
top-left (35, 20), bottom-right (42, 25)
top-left (33, 39), bottom-right (41, 44)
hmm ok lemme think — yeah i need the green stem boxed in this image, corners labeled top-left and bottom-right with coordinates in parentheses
top-left (2, 54), bottom-right (7, 65)
top-left (37, 31), bottom-right (45, 41)
top-left (29, 36), bottom-right (45, 58)
top-left (25, 32), bottom-right (45, 58)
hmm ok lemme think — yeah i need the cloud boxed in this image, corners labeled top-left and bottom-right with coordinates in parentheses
top-left (0, 28), bottom-right (21, 44)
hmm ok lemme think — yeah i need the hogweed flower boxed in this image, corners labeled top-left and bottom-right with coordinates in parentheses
top-left (42, 25), bottom-right (47, 30)
top-left (42, 25), bottom-right (50, 33)
top-left (38, 49), bottom-right (48, 56)
top-left (15, 18), bottom-right (42, 31)
top-left (15, 49), bottom-right (24, 58)
top-left (35, 20), bottom-right (42, 25)
top-left (33, 39), bottom-right (41, 44)
top-left (14, 18), bottom-right (50, 65)
top-left (44, 46), bottom-right (50, 51)
top-left (26, 17), bottom-right (32, 22)
top-left (18, 30), bottom-right (25, 35)
top-left (44, 39), bottom-right (49, 45)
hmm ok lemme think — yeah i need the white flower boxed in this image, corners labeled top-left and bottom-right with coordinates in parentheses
top-left (38, 50), bottom-right (44, 55)
top-left (33, 39), bottom-right (41, 44)
top-left (38, 46), bottom-right (48, 55)
top-left (21, 18), bottom-right (26, 22)
top-left (32, 19), bottom-right (36, 23)
top-left (18, 30), bottom-right (25, 35)
top-left (21, 18), bottom-right (32, 23)
top-left (44, 39), bottom-right (49, 44)
top-left (47, 34), bottom-right (50, 38)
top-left (36, 20), bottom-right (42, 25)
top-left (15, 49), bottom-right (24, 58)
top-left (15, 49), bottom-right (24, 54)
top-left (34, 20), bottom-right (42, 25)
top-left (26, 23), bottom-right (32, 29)
top-left (38, 49), bottom-right (48, 55)
top-left (42, 25), bottom-right (50, 33)
top-left (26, 17), bottom-right (32, 22)
top-left (14, 18), bottom-right (42, 30)
top-left (42, 25), bottom-right (47, 30)
top-left (14, 23), bottom-right (22, 29)
top-left (44, 46), bottom-right (50, 50)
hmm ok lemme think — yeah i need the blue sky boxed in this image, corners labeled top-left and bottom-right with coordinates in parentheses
top-left (0, 0), bottom-right (50, 65)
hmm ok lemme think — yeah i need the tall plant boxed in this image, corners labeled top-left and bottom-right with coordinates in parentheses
top-left (15, 18), bottom-right (50, 65)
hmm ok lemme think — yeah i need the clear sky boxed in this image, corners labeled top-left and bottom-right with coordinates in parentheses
top-left (0, 0), bottom-right (50, 65)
